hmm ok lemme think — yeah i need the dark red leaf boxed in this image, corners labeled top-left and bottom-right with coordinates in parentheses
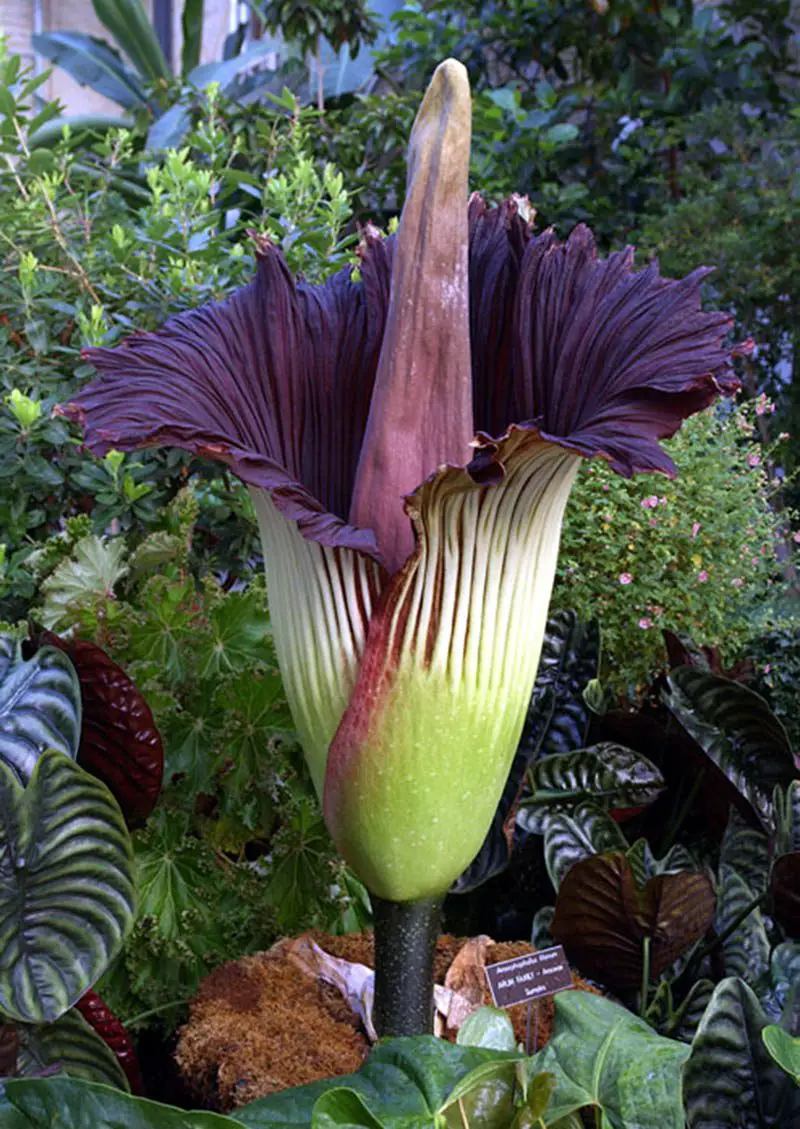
top-left (39, 632), bottom-right (163, 825)
top-left (771, 851), bottom-right (800, 937)
top-left (75, 990), bottom-right (144, 1095)
top-left (0, 1023), bottom-right (18, 1076)
top-left (552, 851), bottom-right (716, 990)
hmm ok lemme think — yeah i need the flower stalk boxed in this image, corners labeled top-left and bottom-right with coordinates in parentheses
top-left (372, 895), bottom-right (443, 1037)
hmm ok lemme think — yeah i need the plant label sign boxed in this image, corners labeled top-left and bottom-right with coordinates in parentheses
top-left (484, 946), bottom-right (573, 1008)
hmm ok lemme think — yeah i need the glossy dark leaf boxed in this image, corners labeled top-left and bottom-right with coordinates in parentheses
top-left (0, 635), bottom-right (80, 785)
top-left (773, 780), bottom-right (800, 857)
top-left (542, 802), bottom-right (628, 890)
top-left (684, 977), bottom-right (800, 1128)
top-left (39, 633), bottom-right (163, 825)
top-left (716, 864), bottom-right (769, 983)
top-left (646, 979), bottom-right (715, 1044)
top-left (16, 1008), bottom-right (128, 1091)
top-left (452, 611), bottom-right (599, 893)
top-left (75, 990), bottom-right (144, 1095)
top-left (0, 1023), bottom-right (18, 1076)
top-left (720, 808), bottom-right (770, 898)
top-left (517, 743), bottom-right (664, 835)
top-left (552, 851), bottom-right (715, 989)
top-left (771, 852), bottom-right (800, 937)
top-left (519, 611), bottom-right (600, 764)
top-left (664, 668), bottom-right (798, 829)
top-left (0, 750), bottom-right (135, 1023)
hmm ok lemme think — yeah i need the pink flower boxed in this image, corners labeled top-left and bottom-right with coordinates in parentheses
top-left (748, 453), bottom-right (761, 467)
top-left (779, 431), bottom-right (790, 440)
top-left (698, 570), bottom-right (708, 582)
top-left (793, 531), bottom-right (800, 543)
top-left (638, 618), bottom-right (652, 629)
top-left (641, 495), bottom-right (659, 509)
top-left (691, 522), bottom-right (701, 539)
top-left (731, 577), bottom-right (743, 588)
top-left (619, 572), bottom-right (633, 585)
top-left (764, 664), bottom-right (772, 674)
top-left (649, 517), bottom-right (658, 527)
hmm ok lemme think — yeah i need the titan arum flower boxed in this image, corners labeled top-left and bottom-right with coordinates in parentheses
top-left (62, 60), bottom-right (743, 1034)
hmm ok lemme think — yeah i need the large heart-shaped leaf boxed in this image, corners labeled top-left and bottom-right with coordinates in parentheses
top-left (16, 1007), bottom-right (128, 1090)
top-left (237, 1038), bottom-right (522, 1129)
top-left (716, 864), bottom-right (770, 984)
top-left (665, 669), bottom-right (798, 829)
top-left (453, 611), bottom-right (599, 893)
top-left (0, 749), bottom-right (135, 1022)
top-left (528, 991), bottom-right (690, 1129)
top-left (39, 633), bottom-right (163, 825)
top-left (770, 851), bottom-right (800, 936)
top-left (517, 744), bottom-right (665, 835)
top-left (551, 851), bottom-right (715, 989)
top-left (0, 636), bottom-right (80, 785)
top-left (5, 1076), bottom-right (243, 1128)
top-left (685, 977), bottom-right (800, 1128)
top-left (541, 802), bottom-right (628, 890)
top-left (75, 990), bottom-right (143, 1094)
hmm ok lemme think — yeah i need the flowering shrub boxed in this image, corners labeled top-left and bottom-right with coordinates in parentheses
top-left (553, 396), bottom-right (795, 694)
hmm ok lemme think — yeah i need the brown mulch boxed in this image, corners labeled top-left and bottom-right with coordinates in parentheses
top-left (175, 932), bottom-right (599, 1112)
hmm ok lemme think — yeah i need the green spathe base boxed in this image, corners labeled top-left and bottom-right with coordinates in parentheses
top-left (372, 894), bottom-right (443, 1037)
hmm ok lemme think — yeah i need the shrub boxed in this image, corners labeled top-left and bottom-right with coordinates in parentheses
top-left (553, 396), bottom-right (796, 694)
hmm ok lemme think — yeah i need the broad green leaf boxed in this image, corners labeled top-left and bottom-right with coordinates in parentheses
top-left (528, 992), bottom-right (690, 1129)
top-left (456, 1007), bottom-right (516, 1051)
top-left (31, 32), bottom-right (148, 109)
top-left (665, 669), bottom-right (797, 829)
top-left (518, 743), bottom-right (664, 835)
top-left (16, 1007), bottom-right (128, 1090)
top-left (685, 978), bottom-right (800, 1128)
top-left (238, 1037), bottom-right (521, 1129)
top-left (720, 808), bottom-right (770, 896)
top-left (311, 1088), bottom-right (382, 1128)
top-left (6, 1076), bottom-right (244, 1127)
top-left (541, 802), bottom-right (628, 889)
top-left (762, 1025), bottom-right (800, 1085)
top-left (716, 864), bottom-right (769, 984)
top-left (27, 113), bottom-right (135, 148)
top-left (0, 750), bottom-right (135, 1022)
top-left (92, 0), bottom-right (171, 81)
top-left (0, 636), bottom-right (80, 784)
top-left (196, 590), bottom-right (273, 678)
top-left (38, 535), bottom-right (128, 630)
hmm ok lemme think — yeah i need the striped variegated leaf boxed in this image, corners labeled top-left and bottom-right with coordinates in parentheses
top-left (0, 637), bottom-right (81, 785)
top-left (542, 802), bottom-right (628, 890)
top-left (685, 978), bottom-right (800, 1128)
top-left (17, 1007), bottom-right (129, 1090)
top-left (716, 864), bottom-right (769, 985)
top-left (0, 749), bottom-right (135, 1023)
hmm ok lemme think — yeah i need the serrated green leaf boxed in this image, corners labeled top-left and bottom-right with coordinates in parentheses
top-left (39, 536), bottom-right (128, 630)
top-left (0, 750), bottom-right (135, 1022)
top-left (0, 636), bottom-right (80, 784)
top-left (196, 591), bottom-right (273, 678)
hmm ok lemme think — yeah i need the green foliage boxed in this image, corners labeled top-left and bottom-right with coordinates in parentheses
top-left (553, 401), bottom-right (795, 694)
top-left (28, 489), bottom-right (364, 1027)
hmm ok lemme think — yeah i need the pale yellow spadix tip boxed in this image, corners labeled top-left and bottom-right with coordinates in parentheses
top-left (407, 59), bottom-right (471, 195)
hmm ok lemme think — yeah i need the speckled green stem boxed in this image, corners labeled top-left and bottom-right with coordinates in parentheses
top-left (372, 895), bottom-right (443, 1037)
